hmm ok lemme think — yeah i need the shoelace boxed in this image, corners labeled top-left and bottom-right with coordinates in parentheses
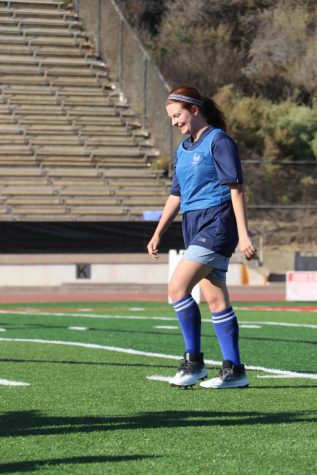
top-left (177, 359), bottom-right (193, 374)
top-left (219, 368), bottom-right (234, 380)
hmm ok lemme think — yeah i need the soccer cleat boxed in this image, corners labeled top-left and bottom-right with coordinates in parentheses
top-left (170, 352), bottom-right (208, 388)
top-left (200, 360), bottom-right (249, 389)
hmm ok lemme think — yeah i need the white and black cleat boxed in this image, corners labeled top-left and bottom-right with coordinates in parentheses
top-left (200, 360), bottom-right (249, 389)
top-left (170, 352), bottom-right (208, 388)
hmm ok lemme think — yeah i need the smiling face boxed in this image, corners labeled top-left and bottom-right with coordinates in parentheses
top-left (166, 102), bottom-right (197, 136)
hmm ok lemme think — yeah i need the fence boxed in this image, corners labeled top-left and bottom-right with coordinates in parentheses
top-left (73, 0), bottom-right (177, 175)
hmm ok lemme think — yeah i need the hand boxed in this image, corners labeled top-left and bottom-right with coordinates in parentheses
top-left (239, 236), bottom-right (257, 261)
top-left (147, 235), bottom-right (160, 260)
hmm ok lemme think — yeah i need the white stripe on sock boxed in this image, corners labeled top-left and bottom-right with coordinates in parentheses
top-left (173, 297), bottom-right (195, 312)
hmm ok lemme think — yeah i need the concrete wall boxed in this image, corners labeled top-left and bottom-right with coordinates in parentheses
top-left (0, 262), bottom-right (266, 287)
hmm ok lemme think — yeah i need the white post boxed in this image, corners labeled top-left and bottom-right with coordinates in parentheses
top-left (168, 250), bottom-right (201, 304)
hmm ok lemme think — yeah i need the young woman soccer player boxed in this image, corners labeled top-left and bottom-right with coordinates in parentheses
top-left (147, 85), bottom-right (257, 389)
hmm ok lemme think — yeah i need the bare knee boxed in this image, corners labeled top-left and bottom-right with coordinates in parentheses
top-left (205, 294), bottom-right (229, 314)
top-left (168, 281), bottom-right (190, 304)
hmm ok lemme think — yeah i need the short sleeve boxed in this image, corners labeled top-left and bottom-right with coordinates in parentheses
top-left (169, 150), bottom-right (181, 196)
top-left (212, 134), bottom-right (243, 185)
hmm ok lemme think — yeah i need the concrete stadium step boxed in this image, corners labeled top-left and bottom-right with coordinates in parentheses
top-left (57, 86), bottom-right (112, 96)
top-left (115, 189), bottom-right (167, 197)
top-left (34, 47), bottom-right (91, 58)
top-left (0, 136), bottom-right (26, 144)
top-left (15, 105), bottom-right (64, 113)
top-left (2, 84), bottom-right (53, 94)
top-left (36, 146), bottom-right (89, 155)
top-left (0, 157), bottom-right (36, 165)
top-left (2, 1), bottom-right (64, 7)
top-left (65, 197), bottom-right (119, 206)
top-left (46, 168), bottom-right (101, 178)
top-left (122, 197), bottom-right (166, 206)
top-left (29, 36), bottom-right (79, 46)
top-left (30, 135), bottom-right (81, 145)
top-left (107, 178), bottom-right (166, 187)
top-left (52, 178), bottom-right (107, 187)
top-left (80, 125), bottom-right (129, 135)
top-left (0, 177), bottom-right (48, 186)
top-left (85, 136), bottom-right (135, 146)
top-left (1, 185), bottom-right (54, 195)
top-left (70, 206), bottom-right (127, 216)
top-left (0, 44), bottom-right (30, 54)
top-left (103, 169), bottom-right (163, 179)
top-left (1, 75), bottom-right (49, 85)
top-left (73, 116), bottom-right (123, 125)
top-left (67, 106), bottom-right (117, 117)
top-left (0, 125), bottom-right (27, 134)
top-left (62, 97), bottom-right (111, 107)
top-left (16, 18), bottom-right (80, 28)
top-left (9, 97), bottom-right (60, 105)
top-left (39, 159), bottom-right (94, 167)
top-left (19, 116), bottom-right (70, 124)
top-left (6, 196), bottom-right (60, 205)
top-left (11, 206), bottom-right (68, 215)
top-left (0, 167), bottom-right (43, 177)
top-left (0, 64), bottom-right (39, 74)
top-left (57, 187), bottom-right (113, 197)
top-left (0, 144), bottom-right (31, 153)
top-left (5, 7), bottom-right (75, 19)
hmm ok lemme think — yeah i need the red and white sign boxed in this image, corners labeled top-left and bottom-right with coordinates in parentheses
top-left (286, 271), bottom-right (317, 301)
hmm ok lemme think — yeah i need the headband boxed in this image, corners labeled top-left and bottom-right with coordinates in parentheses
top-left (167, 93), bottom-right (203, 106)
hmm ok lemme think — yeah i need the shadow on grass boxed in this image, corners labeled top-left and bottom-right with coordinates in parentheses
top-left (0, 357), bottom-right (176, 369)
top-left (1, 322), bottom-right (317, 346)
top-left (0, 409), bottom-right (316, 439)
top-left (0, 455), bottom-right (157, 473)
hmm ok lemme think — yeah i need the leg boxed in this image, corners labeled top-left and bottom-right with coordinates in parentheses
top-left (168, 258), bottom-right (212, 303)
top-left (200, 276), bottom-right (240, 365)
top-left (200, 276), bottom-right (248, 389)
top-left (169, 259), bottom-right (211, 354)
top-left (169, 259), bottom-right (211, 387)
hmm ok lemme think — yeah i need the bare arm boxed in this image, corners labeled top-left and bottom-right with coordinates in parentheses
top-left (147, 194), bottom-right (181, 260)
top-left (230, 184), bottom-right (257, 260)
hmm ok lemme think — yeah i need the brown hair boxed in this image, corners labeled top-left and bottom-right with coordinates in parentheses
top-left (167, 85), bottom-right (227, 131)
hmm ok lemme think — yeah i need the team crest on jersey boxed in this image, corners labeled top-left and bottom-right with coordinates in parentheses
top-left (192, 153), bottom-right (202, 165)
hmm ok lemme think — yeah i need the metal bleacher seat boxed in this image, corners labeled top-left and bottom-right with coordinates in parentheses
top-left (0, 0), bottom-right (168, 221)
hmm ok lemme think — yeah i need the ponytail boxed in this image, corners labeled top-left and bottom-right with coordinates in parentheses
top-left (201, 97), bottom-right (227, 131)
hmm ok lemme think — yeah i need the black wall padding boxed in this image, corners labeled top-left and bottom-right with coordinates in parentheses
top-left (0, 222), bottom-right (184, 254)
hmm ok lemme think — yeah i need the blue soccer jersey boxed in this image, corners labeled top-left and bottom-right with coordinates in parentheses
top-left (170, 126), bottom-right (243, 257)
top-left (170, 126), bottom-right (243, 212)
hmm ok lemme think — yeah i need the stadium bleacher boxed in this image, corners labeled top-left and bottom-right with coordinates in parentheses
top-left (0, 0), bottom-right (170, 221)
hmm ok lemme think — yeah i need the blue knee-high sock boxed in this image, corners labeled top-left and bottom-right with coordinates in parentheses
top-left (173, 295), bottom-right (201, 355)
top-left (212, 307), bottom-right (241, 365)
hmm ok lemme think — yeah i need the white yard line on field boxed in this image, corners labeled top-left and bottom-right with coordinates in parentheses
top-left (0, 310), bottom-right (316, 329)
top-left (0, 378), bottom-right (29, 386)
top-left (0, 338), bottom-right (317, 381)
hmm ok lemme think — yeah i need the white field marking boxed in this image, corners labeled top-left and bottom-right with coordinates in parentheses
top-left (68, 326), bottom-right (89, 331)
top-left (146, 375), bottom-right (172, 383)
top-left (257, 375), bottom-right (308, 379)
top-left (240, 324), bottom-right (262, 329)
top-left (0, 378), bottom-right (29, 386)
top-left (154, 325), bottom-right (179, 330)
top-left (0, 338), bottom-right (317, 380)
top-left (0, 328), bottom-right (6, 332)
top-left (0, 309), bottom-right (316, 330)
top-left (129, 307), bottom-right (145, 311)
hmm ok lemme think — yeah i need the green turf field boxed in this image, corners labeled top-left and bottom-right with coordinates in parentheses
top-left (0, 301), bottom-right (316, 474)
